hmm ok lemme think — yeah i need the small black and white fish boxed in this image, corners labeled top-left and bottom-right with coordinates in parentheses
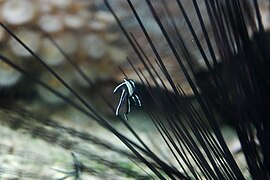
top-left (113, 78), bottom-right (141, 120)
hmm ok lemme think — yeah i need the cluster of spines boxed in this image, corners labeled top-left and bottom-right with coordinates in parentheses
top-left (106, 0), bottom-right (270, 179)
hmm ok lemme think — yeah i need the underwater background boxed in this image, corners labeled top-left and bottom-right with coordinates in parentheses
top-left (0, 0), bottom-right (270, 179)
